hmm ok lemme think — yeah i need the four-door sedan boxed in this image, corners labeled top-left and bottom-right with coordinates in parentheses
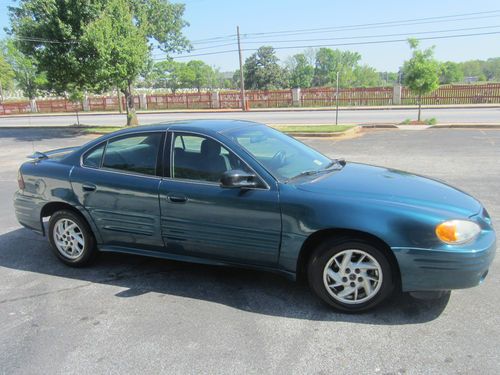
top-left (14, 120), bottom-right (496, 312)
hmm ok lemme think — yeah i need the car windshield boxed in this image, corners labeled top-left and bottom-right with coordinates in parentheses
top-left (224, 125), bottom-right (335, 181)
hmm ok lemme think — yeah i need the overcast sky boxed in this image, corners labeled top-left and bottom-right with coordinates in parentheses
top-left (1, 0), bottom-right (499, 72)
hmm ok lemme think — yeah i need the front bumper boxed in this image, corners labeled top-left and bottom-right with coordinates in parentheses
top-left (392, 230), bottom-right (496, 292)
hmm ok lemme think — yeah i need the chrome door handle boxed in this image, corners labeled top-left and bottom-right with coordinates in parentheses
top-left (82, 183), bottom-right (97, 192)
top-left (167, 195), bottom-right (187, 203)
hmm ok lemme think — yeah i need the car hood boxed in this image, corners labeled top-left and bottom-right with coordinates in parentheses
top-left (294, 162), bottom-right (481, 217)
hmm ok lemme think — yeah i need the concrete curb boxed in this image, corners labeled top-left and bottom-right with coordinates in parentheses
top-left (429, 124), bottom-right (500, 129)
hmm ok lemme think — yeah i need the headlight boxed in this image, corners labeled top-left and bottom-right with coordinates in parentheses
top-left (435, 220), bottom-right (481, 245)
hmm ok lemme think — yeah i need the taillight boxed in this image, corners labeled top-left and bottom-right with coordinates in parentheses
top-left (17, 170), bottom-right (25, 190)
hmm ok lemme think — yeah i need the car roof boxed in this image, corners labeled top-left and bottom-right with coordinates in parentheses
top-left (107, 119), bottom-right (263, 136)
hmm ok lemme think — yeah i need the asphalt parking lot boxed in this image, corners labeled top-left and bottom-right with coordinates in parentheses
top-left (0, 127), bottom-right (499, 374)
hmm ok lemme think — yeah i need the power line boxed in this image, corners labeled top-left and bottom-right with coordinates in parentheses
top-left (268, 31), bottom-right (500, 51)
top-left (189, 9), bottom-right (500, 45)
top-left (185, 25), bottom-right (500, 53)
top-left (162, 30), bottom-right (500, 60)
top-left (243, 10), bottom-right (500, 37)
top-left (240, 14), bottom-right (500, 40)
top-left (234, 25), bottom-right (500, 45)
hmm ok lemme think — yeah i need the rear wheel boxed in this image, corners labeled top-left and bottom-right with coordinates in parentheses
top-left (48, 210), bottom-right (97, 267)
top-left (308, 238), bottom-right (394, 312)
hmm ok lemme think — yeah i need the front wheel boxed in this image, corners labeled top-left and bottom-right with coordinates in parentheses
top-left (48, 209), bottom-right (97, 267)
top-left (308, 238), bottom-right (394, 312)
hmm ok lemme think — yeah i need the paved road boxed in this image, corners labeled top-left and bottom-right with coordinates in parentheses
top-left (0, 128), bottom-right (499, 374)
top-left (1, 107), bottom-right (500, 127)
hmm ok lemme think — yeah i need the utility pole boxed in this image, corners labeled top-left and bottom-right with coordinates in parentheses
top-left (335, 71), bottom-right (339, 125)
top-left (237, 26), bottom-right (247, 111)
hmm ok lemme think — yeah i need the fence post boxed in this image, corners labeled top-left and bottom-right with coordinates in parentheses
top-left (392, 84), bottom-right (402, 105)
top-left (29, 99), bottom-right (38, 113)
top-left (211, 91), bottom-right (220, 109)
top-left (292, 88), bottom-right (301, 107)
top-left (82, 96), bottom-right (90, 111)
top-left (139, 94), bottom-right (148, 110)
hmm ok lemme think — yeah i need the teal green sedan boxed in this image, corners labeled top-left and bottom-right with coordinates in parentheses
top-left (14, 120), bottom-right (496, 312)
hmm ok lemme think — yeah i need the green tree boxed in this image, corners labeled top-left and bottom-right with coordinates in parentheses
top-left (244, 46), bottom-right (287, 90)
top-left (83, 0), bottom-right (149, 125)
top-left (1, 40), bottom-right (46, 100)
top-left (458, 60), bottom-right (487, 81)
top-left (152, 60), bottom-right (192, 93)
top-left (402, 38), bottom-right (440, 122)
top-left (313, 48), bottom-right (361, 87)
top-left (352, 65), bottom-right (382, 87)
top-left (439, 61), bottom-right (464, 84)
top-left (9, 0), bottom-right (190, 125)
top-left (379, 71), bottom-right (399, 85)
top-left (0, 54), bottom-right (15, 101)
top-left (484, 58), bottom-right (500, 81)
top-left (286, 53), bottom-right (314, 88)
top-left (185, 60), bottom-right (214, 92)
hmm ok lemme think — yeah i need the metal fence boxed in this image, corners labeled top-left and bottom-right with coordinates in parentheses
top-left (36, 99), bottom-right (83, 113)
top-left (301, 87), bottom-right (394, 107)
top-left (401, 84), bottom-right (500, 105)
top-left (1, 83), bottom-right (500, 115)
top-left (147, 92), bottom-right (212, 110)
top-left (0, 101), bottom-right (32, 115)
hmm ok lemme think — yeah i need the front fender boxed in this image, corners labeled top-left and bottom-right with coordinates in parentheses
top-left (277, 185), bottom-right (468, 273)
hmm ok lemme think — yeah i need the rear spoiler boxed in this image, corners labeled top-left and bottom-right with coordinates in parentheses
top-left (27, 146), bottom-right (79, 160)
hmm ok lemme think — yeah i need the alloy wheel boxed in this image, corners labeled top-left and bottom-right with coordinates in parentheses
top-left (322, 249), bottom-right (383, 304)
top-left (53, 218), bottom-right (85, 259)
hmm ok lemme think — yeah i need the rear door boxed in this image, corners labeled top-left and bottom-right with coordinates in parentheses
top-left (71, 131), bottom-right (166, 250)
top-left (158, 131), bottom-right (282, 265)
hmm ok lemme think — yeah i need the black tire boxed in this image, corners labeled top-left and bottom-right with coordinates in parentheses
top-left (307, 237), bottom-right (394, 312)
top-left (48, 209), bottom-right (97, 267)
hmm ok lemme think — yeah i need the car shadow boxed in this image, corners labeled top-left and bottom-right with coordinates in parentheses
top-left (0, 128), bottom-right (97, 142)
top-left (0, 228), bottom-right (450, 325)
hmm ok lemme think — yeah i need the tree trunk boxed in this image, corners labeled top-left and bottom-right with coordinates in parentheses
top-left (125, 81), bottom-right (138, 126)
top-left (418, 94), bottom-right (422, 122)
top-left (117, 86), bottom-right (123, 114)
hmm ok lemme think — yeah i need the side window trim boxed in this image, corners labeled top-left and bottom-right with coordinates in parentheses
top-left (167, 130), bottom-right (269, 189)
top-left (163, 131), bottom-right (172, 178)
top-left (81, 141), bottom-right (107, 169)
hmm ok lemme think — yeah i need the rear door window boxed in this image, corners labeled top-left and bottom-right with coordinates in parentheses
top-left (101, 133), bottom-right (163, 176)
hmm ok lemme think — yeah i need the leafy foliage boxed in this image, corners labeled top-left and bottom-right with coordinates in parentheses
top-left (286, 53), bottom-right (314, 88)
top-left (352, 65), bottom-right (382, 87)
top-left (151, 60), bottom-right (224, 92)
top-left (402, 38), bottom-right (440, 121)
top-left (1, 39), bottom-right (47, 99)
top-left (244, 46), bottom-right (288, 90)
top-left (439, 61), bottom-right (464, 84)
top-left (313, 48), bottom-right (361, 87)
top-left (0, 53), bottom-right (15, 99)
top-left (9, 0), bottom-right (190, 124)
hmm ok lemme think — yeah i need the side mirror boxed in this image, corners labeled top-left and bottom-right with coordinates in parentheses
top-left (220, 169), bottom-right (258, 189)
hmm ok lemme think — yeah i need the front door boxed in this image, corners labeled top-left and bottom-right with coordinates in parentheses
top-left (71, 132), bottom-right (165, 250)
top-left (159, 132), bottom-right (281, 265)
